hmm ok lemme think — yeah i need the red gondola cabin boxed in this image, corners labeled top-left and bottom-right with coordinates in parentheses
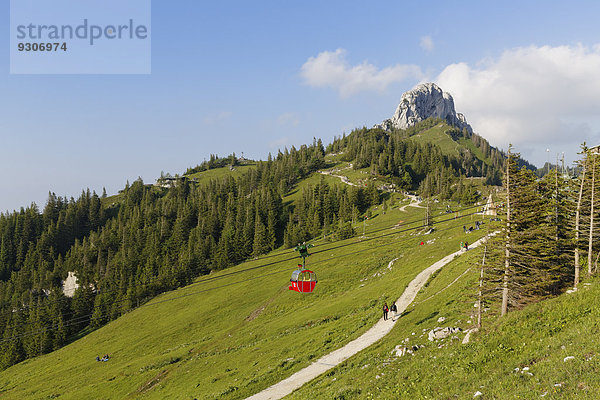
top-left (289, 269), bottom-right (317, 293)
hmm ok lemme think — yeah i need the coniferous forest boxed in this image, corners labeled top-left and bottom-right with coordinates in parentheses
top-left (481, 145), bottom-right (598, 318)
top-left (0, 119), bottom-right (593, 371)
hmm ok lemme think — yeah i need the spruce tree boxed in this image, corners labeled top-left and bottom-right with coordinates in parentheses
top-left (252, 215), bottom-right (268, 257)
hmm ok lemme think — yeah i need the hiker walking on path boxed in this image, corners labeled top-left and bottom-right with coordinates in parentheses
top-left (390, 302), bottom-right (398, 321)
top-left (246, 232), bottom-right (498, 400)
top-left (382, 302), bottom-right (389, 321)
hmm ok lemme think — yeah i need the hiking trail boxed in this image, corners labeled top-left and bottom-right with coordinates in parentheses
top-left (246, 233), bottom-right (496, 400)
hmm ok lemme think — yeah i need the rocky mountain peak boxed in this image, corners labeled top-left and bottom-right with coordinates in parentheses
top-left (375, 82), bottom-right (472, 133)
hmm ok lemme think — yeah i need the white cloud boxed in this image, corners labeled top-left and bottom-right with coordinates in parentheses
top-left (436, 44), bottom-right (600, 165)
top-left (301, 48), bottom-right (424, 97)
top-left (420, 36), bottom-right (434, 52)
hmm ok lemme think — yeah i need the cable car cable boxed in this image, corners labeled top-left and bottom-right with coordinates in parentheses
top-left (0, 211), bottom-right (492, 342)
top-left (0, 202), bottom-right (486, 318)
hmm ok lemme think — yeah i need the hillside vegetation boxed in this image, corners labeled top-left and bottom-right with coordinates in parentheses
top-left (0, 119), bottom-right (502, 370)
top-left (327, 119), bottom-right (506, 195)
top-left (0, 197), bottom-right (491, 399)
top-left (8, 116), bottom-right (595, 399)
top-left (291, 251), bottom-right (600, 399)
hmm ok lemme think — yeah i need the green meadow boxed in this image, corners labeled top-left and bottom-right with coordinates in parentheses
top-left (409, 123), bottom-right (463, 158)
top-left (5, 181), bottom-right (594, 399)
top-left (0, 193), bottom-right (490, 399)
top-left (291, 241), bottom-right (600, 399)
top-left (186, 162), bottom-right (258, 185)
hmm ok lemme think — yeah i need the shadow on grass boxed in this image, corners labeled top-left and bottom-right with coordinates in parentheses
top-left (415, 311), bottom-right (439, 325)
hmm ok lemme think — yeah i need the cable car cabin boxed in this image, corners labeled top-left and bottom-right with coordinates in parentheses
top-left (289, 269), bottom-right (317, 293)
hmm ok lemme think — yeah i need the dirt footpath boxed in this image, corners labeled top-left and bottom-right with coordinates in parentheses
top-left (246, 234), bottom-right (494, 400)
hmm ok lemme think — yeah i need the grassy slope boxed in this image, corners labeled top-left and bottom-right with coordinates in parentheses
top-left (282, 170), bottom-right (344, 205)
top-left (100, 192), bottom-right (125, 207)
top-left (321, 125), bottom-right (494, 194)
top-left (100, 164), bottom-right (257, 207)
top-left (0, 190), bottom-right (488, 399)
top-left (458, 137), bottom-right (492, 166)
top-left (317, 158), bottom-right (395, 192)
top-left (410, 123), bottom-right (493, 169)
top-left (186, 162), bottom-right (257, 185)
top-left (291, 246), bottom-right (600, 399)
top-left (409, 123), bottom-right (461, 158)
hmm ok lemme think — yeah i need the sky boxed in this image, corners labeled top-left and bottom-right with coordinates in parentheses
top-left (2, 0), bottom-right (600, 212)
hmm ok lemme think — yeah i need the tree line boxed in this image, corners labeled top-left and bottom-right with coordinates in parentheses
top-left (326, 119), bottom-right (505, 202)
top-left (0, 119), bottom-right (514, 369)
top-left (481, 145), bottom-right (599, 320)
top-left (0, 139), bottom-right (374, 369)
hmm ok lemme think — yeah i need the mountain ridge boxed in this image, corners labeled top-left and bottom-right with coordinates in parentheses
top-left (0, 97), bottom-right (586, 399)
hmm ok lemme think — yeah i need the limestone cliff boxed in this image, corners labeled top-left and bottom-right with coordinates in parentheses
top-left (376, 82), bottom-right (472, 133)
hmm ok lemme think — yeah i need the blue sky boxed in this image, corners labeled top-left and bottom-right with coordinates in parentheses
top-left (2, 0), bottom-right (600, 212)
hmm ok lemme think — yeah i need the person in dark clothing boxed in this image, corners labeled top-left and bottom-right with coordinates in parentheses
top-left (383, 302), bottom-right (389, 320)
top-left (390, 302), bottom-right (398, 320)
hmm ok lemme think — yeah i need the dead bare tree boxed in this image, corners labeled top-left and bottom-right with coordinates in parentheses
top-left (589, 154), bottom-right (597, 276)
top-left (502, 147), bottom-right (512, 316)
top-left (574, 146), bottom-right (588, 287)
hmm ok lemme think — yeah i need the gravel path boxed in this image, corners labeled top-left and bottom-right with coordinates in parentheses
top-left (398, 195), bottom-right (424, 212)
top-left (246, 234), bottom-right (493, 400)
top-left (319, 171), bottom-right (358, 187)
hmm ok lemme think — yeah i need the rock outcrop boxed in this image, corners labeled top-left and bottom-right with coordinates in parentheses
top-left (392, 344), bottom-right (423, 357)
top-left (375, 82), bottom-right (472, 133)
top-left (428, 326), bottom-right (462, 341)
top-left (62, 271), bottom-right (79, 298)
